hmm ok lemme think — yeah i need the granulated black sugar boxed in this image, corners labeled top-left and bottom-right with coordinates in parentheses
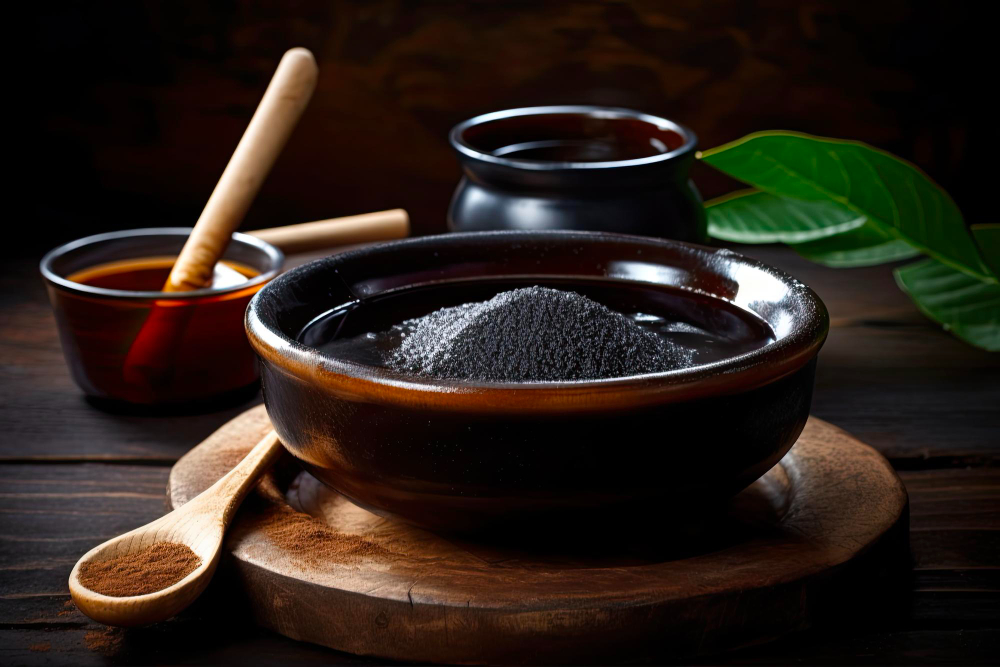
top-left (388, 286), bottom-right (692, 382)
top-left (300, 281), bottom-right (775, 375)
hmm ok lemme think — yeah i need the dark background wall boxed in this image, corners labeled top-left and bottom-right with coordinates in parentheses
top-left (22, 0), bottom-right (984, 252)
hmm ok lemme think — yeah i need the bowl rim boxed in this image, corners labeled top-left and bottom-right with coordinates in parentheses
top-left (246, 231), bottom-right (828, 413)
top-left (449, 105), bottom-right (699, 171)
top-left (40, 227), bottom-right (285, 300)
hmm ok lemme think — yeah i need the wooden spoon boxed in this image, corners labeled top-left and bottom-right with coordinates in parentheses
top-left (69, 431), bottom-right (282, 627)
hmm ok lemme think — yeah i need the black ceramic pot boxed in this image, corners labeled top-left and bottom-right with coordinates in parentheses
top-left (448, 106), bottom-right (706, 242)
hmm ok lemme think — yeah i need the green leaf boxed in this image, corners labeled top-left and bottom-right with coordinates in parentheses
top-left (700, 131), bottom-right (994, 282)
top-left (894, 258), bottom-right (1000, 351)
top-left (971, 223), bottom-right (1000, 278)
top-left (706, 190), bottom-right (867, 243)
top-left (791, 222), bottom-right (921, 268)
top-left (706, 187), bottom-right (919, 266)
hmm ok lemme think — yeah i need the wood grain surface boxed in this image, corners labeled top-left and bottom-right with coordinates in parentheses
top-left (163, 406), bottom-right (908, 664)
top-left (1, 247), bottom-right (998, 664)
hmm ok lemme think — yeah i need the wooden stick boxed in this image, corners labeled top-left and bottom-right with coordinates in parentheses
top-left (164, 48), bottom-right (318, 292)
top-left (123, 48), bottom-right (317, 388)
top-left (250, 209), bottom-right (409, 254)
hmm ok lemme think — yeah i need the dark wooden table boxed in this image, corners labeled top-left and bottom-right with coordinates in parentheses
top-left (2, 246), bottom-right (997, 664)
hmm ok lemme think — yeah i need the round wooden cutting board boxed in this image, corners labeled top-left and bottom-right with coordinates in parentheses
top-left (168, 405), bottom-right (908, 664)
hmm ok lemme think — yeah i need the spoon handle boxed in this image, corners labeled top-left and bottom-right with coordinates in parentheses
top-left (184, 431), bottom-right (284, 526)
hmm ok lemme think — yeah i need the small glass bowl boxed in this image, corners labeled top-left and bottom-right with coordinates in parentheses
top-left (40, 228), bottom-right (283, 407)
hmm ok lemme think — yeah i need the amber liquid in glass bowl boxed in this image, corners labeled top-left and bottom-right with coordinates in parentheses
top-left (42, 229), bottom-right (282, 407)
top-left (68, 256), bottom-right (256, 290)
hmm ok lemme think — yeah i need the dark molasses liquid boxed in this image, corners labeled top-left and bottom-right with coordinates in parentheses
top-left (491, 138), bottom-right (666, 162)
top-left (299, 278), bottom-right (775, 379)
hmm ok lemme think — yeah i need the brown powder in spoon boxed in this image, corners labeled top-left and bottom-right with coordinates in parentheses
top-left (78, 542), bottom-right (201, 597)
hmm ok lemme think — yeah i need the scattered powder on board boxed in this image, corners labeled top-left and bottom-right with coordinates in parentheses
top-left (78, 542), bottom-right (201, 597)
top-left (250, 472), bottom-right (389, 566)
top-left (84, 628), bottom-right (123, 654)
top-left (389, 286), bottom-right (690, 382)
top-left (258, 504), bottom-right (389, 566)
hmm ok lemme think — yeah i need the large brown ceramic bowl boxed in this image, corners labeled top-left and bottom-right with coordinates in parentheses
top-left (246, 231), bottom-right (828, 532)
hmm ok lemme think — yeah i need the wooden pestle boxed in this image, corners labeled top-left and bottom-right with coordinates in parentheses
top-left (164, 47), bottom-right (318, 292)
top-left (122, 48), bottom-right (317, 388)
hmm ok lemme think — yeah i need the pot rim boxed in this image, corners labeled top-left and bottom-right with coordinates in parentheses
top-left (247, 231), bottom-right (828, 413)
top-left (449, 105), bottom-right (699, 171)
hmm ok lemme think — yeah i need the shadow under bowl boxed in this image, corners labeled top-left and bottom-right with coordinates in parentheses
top-left (246, 231), bottom-right (828, 533)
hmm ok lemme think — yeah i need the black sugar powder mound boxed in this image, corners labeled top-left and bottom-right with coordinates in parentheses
top-left (388, 286), bottom-right (690, 382)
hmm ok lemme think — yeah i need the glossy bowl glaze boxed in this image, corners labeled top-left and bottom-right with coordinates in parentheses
top-left (247, 231), bottom-right (828, 532)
